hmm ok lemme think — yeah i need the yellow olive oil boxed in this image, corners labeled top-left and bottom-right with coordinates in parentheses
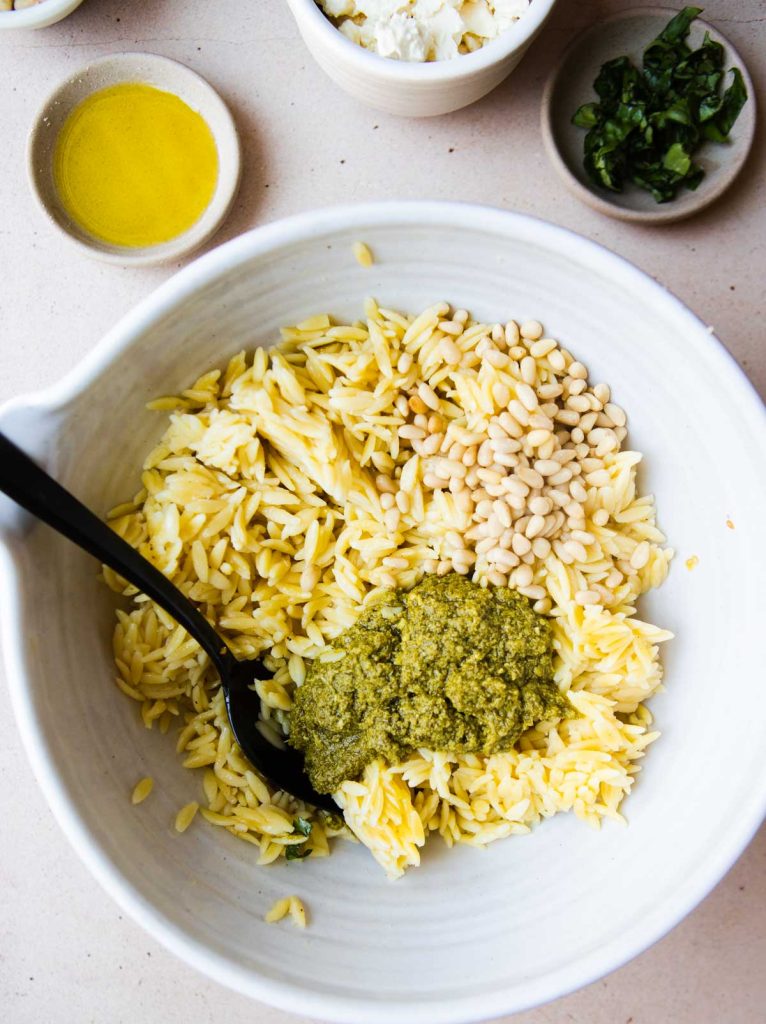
top-left (54, 82), bottom-right (218, 248)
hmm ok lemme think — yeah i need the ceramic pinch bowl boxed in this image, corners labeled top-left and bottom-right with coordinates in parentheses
top-left (27, 52), bottom-right (242, 266)
top-left (541, 7), bottom-right (756, 224)
top-left (0, 0), bottom-right (85, 31)
top-left (286, 0), bottom-right (560, 117)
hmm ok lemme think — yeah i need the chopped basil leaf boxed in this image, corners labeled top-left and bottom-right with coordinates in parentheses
top-left (572, 6), bottom-right (748, 203)
top-left (285, 843), bottom-right (311, 861)
top-left (293, 817), bottom-right (313, 837)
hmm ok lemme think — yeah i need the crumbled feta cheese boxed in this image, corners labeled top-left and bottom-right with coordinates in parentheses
top-left (375, 12), bottom-right (430, 61)
top-left (317, 0), bottom-right (531, 62)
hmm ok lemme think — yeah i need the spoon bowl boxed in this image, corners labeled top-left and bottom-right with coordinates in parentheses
top-left (0, 431), bottom-right (334, 811)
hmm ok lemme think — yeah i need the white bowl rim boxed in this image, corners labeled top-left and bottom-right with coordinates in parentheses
top-left (0, 0), bottom-right (83, 29)
top-left (286, 0), bottom-right (558, 81)
top-left (1, 200), bottom-right (765, 1023)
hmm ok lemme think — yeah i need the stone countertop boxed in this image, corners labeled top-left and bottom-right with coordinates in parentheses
top-left (0, 1), bottom-right (764, 1022)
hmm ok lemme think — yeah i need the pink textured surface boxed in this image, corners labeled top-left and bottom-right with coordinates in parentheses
top-left (0, 1), bottom-right (763, 1021)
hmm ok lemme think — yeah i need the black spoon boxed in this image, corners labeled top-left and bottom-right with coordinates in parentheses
top-left (0, 432), bottom-right (335, 811)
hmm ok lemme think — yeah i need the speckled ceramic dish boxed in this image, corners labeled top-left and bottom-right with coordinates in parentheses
top-left (541, 8), bottom-right (756, 224)
top-left (27, 52), bottom-right (241, 266)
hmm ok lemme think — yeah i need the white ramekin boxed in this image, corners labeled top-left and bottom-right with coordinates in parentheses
top-left (0, 0), bottom-right (85, 31)
top-left (26, 52), bottom-right (242, 266)
top-left (285, 0), bottom-right (559, 116)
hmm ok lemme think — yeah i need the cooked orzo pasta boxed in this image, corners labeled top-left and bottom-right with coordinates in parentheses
top-left (106, 300), bottom-right (672, 878)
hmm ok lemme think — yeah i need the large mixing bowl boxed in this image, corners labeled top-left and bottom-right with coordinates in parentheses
top-left (1, 202), bottom-right (764, 1023)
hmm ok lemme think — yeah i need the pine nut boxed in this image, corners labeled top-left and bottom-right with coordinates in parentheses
top-left (548, 349), bottom-right (566, 372)
top-left (440, 338), bottom-right (462, 364)
top-left (376, 474), bottom-right (396, 493)
top-left (525, 514), bottom-right (546, 539)
top-left (492, 382), bottom-right (511, 407)
top-left (516, 382), bottom-right (538, 411)
top-left (423, 472), bottom-right (446, 489)
top-left (566, 395), bottom-right (590, 413)
top-left (630, 541), bottom-right (651, 570)
top-left (422, 433), bottom-right (443, 455)
top-left (384, 508), bottom-right (401, 532)
top-left (520, 320), bottom-right (544, 341)
top-left (515, 564), bottom-right (534, 587)
top-left (527, 428), bottom-right (552, 448)
top-left (517, 466), bottom-right (544, 489)
top-left (512, 533), bottom-right (532, 556)
top-left (520, 356), bottom-right (537, 384)
top-left (564, 540), bottom-right (588, 562)
top-left (532, 536), bottom-right (551, 559)
top-left (529, 337), bottom-right (557, 358)
top-left (493, 500), bottom-right (512, 528)
top-left (505, 320), bottom-right (520, 346)
top-left (604, 402), bottom-right (626, 427)
top-left (418, 382), bottom-right (440, 410)
top-left (455, 489), bottom-right (474, 513)
top-left (485, 349), bottom-right (508, 369)
top-left (586, 469), bottom-right (611, 487)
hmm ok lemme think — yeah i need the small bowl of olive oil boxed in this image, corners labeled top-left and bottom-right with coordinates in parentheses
top-left (27, 52), bottom-right (241, 265)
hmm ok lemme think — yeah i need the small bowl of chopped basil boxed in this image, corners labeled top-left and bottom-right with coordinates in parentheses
top-left (541, 6), bottom-right (755, 223)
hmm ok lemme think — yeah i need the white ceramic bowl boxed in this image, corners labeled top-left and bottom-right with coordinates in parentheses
top-left (285, 0), bottom-right (559, 116)
top-left (27, 53), bottom-right (241, 266)
top-left (1, 202), bottom-right (765, 1024)
top-left (0, 0), bottom-right (85, 31)
top-left (541, 8), bottom-right (757, 224)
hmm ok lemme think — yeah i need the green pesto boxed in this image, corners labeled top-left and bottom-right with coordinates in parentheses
top-left (290, 574), bottom-right (574, 794)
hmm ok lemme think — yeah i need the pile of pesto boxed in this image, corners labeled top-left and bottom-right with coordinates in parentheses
top-left (290, 574), bottom-right (574, 794)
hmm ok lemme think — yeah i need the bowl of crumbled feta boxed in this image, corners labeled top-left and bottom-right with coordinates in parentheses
top-left (0, 0), bottom-right (85, 31)
top-left (285, 0), bottom-right (559, 116)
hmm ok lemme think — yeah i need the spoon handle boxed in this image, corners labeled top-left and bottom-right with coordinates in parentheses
top-left (0, 432), bottom-right (230, 677)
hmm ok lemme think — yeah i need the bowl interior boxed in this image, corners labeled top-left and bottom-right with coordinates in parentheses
top-left (27, 52), bottom-right (241, 265)
top-left (543, 9), bottom-right (756, 223)
top-left (2, 206), bottom-right (765, 1023)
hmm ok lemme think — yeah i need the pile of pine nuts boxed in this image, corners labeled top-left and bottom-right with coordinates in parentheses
top-left (377, 315), bottom-right (632, 611)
